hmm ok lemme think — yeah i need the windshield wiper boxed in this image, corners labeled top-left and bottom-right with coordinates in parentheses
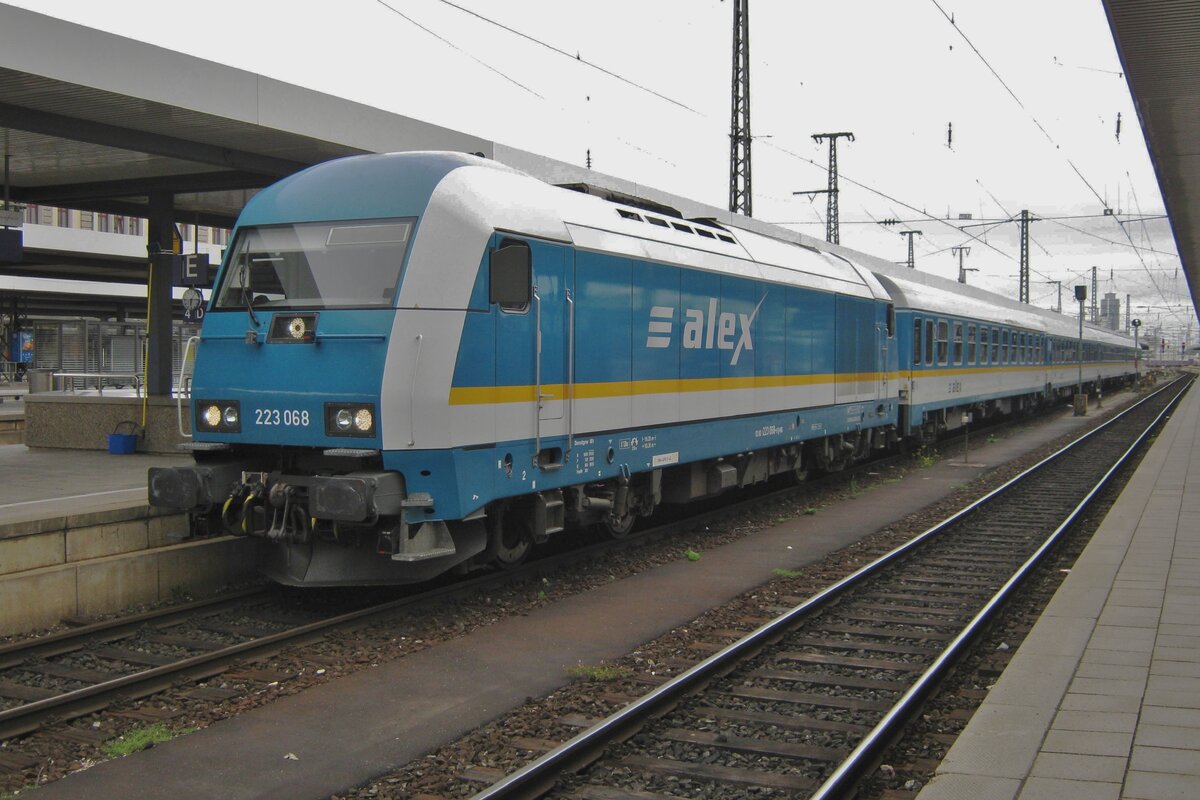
top-left (241, 258), bottom-right (259, 327)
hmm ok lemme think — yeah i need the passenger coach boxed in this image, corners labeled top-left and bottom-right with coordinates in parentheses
top-left (874, 270), bottom-right (1137, 440)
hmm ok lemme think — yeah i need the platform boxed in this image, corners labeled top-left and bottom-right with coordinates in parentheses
top-left (0, 442), bottom-right (260, 635)
top-left (0, 444), bottom-right (189, 527)
top-left (917, 380), bottom-right (1200, 800)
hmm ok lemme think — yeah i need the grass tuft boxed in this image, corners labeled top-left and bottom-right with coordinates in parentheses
top-left (915, 446), bottom-right (938, 468)
top-left (101, 722), bottom-right (190, 758)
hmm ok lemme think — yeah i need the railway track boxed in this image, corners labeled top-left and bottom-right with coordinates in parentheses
top-left (0, 432), bottom-right (911, 747)
top-left (466, 377), bottom-right (1191, 800)
top-left (0, 388), bottom-right (1138, 757)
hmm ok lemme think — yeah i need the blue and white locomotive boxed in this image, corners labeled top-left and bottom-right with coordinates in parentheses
top-left (147, 151), bottom-right (1135, 586)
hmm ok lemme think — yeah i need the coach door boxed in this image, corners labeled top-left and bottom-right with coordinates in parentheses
top-left (492, 236), bottom-right (573, 468)
top-left (878, 303), bottom-right (894, 401)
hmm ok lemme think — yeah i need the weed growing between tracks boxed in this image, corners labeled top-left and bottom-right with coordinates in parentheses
top-left (101, 722), bottom-right (195, 758)
top-left (565, 664), bottom-right (634, 682)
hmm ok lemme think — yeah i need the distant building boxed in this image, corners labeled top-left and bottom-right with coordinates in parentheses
top-left (1099, 291), bottom-right (1121, 331)
top-left (20, 204), bottom-right (229, 246)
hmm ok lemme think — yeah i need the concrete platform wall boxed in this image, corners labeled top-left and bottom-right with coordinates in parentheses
top-left (0, 505), bottom-right (187, 576)
top-left (1, 536), bottom-right (263, 635)
top-left (1, 503), bottom-right (263, 635)
top-left (23, 393), bottom-right (189, 453)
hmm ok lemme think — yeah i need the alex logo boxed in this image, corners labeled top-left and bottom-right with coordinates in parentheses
top-left (646, 295), bottom-right (766, 366)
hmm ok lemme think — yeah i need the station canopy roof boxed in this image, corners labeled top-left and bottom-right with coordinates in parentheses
top-left (1104, 0), bottom-right (1200, 319)
top-left (0, 3), bottom-right (494, 300)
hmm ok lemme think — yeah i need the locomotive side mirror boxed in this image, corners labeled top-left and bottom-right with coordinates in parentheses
top-left (489, 241), bottom-right (532, 310)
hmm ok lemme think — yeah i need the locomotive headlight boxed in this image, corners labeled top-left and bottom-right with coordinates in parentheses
top-left (326, 403), bottom-right (377, 437)
top-left (288, 317), bottom-right (307, 340)
top-left (197, 400), bottom-right (241, 432)
top-left (202, 405), bottom-right (222, 428)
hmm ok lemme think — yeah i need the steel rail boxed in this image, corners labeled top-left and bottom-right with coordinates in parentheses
top-left (468, 377), bottom-right (1190, 800)
top-left (0, 586), bottom-right (268, 669)
top-left (811, 376), bottom-right (1190, 799)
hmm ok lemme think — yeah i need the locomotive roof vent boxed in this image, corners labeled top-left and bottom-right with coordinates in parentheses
top-left (557, 182), bottom-right (683, 219)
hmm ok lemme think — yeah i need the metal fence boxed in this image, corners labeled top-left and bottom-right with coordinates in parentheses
top-left (30, 318), bottom-right (200, 394)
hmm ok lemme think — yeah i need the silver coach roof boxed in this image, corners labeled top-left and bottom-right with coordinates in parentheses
top-left (874, 267), bottom-right (1133, 346)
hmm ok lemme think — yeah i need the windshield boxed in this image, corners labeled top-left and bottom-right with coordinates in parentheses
top-left (213, 219), bottom-right (415, 310)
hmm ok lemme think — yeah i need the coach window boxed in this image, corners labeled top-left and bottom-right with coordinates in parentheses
top-left (925, 319), bottom-right (934, 365)
top-left (1020, 333), bottom-right (1027, 363)
top-left (913, 318), bottom-right (922, 365)
top-left (1001, 329), bottom-right (1009, 364)
top-left (967, 324), bottom-right (977, 364)
top-left (980, 326), bottom-right (989, 364)
top-left (991, 327), bottom-right (999, 363)
top-left (952, 322), bottom-right (963, 364)
top-left (936, 320), bottom-right (949, 365)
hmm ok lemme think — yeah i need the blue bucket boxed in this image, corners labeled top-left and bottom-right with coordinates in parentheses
top-left (108, 421), bottom-right (140, 454)
top-left (108, 433), bottom-right (137, 455)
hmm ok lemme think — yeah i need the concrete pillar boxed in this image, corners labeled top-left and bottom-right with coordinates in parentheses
top-left (145, 191), bottom-right (175, 396)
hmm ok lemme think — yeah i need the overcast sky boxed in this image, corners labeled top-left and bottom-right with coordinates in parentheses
top-left (11, 0), bottom-right (1197, 342)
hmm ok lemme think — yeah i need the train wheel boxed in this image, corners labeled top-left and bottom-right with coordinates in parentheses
top-left (602, 511), bottom-right (636, 539)
top-left (490, 514), bottom-right (531, 568)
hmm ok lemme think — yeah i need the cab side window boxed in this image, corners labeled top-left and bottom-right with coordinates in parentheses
top-left (489, 239), bottom-right (532, 313)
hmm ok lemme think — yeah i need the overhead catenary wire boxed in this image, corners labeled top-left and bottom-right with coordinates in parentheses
top-left (773, 212), bottom-right (1168, 227)
top-left (371, 0), bottom-right (678, 168)
top-left (370, 0), bottom-right (1181, 317)
top-left (763, 140), bottom-right (1016, 263)
top-left (1045, 217), bottom-right (1179, 259)
top-left (429, 0), bottom-right (706, 116)
top-left (372, 0), bottom-right (544, 98)
top-left (928, 0), bottom-right (1110, 209)
top-left (418, 0), bottom-right (1168, 288)
top-left (399, 0), bottom-right (1024, 249)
